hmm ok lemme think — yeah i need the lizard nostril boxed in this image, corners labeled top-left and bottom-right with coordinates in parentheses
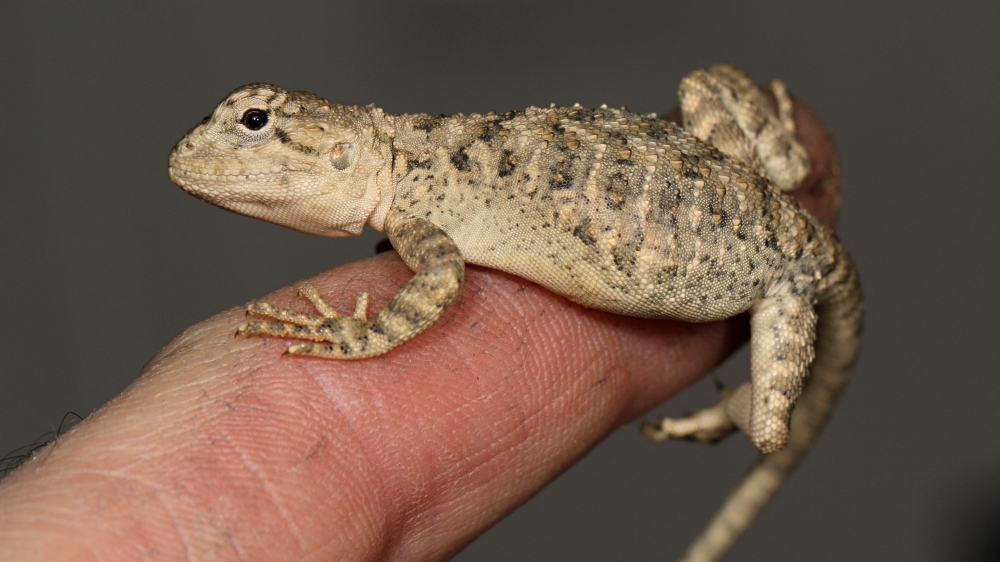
top-left (174, 140), bottom-right (196, 156)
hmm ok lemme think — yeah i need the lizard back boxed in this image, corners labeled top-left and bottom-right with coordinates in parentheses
top-left (390, 106), bottom-right (834, 322)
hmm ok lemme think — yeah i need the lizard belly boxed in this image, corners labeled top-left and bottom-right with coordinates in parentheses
top-left (458, 224), bottom-right (765, 322)
top-left (411, 187), bottom-right (775, 322)
top-left (394, 175), bottom-right (781, 321)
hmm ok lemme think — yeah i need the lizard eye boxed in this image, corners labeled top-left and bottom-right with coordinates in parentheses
top-left (331, 142), bottom-right (356, 170)
top-left (240, 109), bottom-right (269, 131)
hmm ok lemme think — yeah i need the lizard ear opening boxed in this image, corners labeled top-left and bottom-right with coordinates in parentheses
top-left (331, 142), bottom-right (357, 170)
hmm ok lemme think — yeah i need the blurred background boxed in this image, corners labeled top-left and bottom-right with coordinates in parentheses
top-left (1, 2), bottom-right (998, 560)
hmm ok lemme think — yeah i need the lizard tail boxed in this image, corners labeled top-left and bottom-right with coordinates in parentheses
top-left (679, 254), bottom-right (864, 562)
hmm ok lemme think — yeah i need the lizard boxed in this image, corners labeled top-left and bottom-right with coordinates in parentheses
top-left (167, 64), bottom-right (863, 562)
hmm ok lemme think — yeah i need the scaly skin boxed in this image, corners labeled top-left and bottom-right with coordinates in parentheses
top-left (168, 64), bottom-right (862, 561)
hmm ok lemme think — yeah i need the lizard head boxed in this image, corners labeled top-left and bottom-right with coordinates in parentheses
top-left (168, 84), bottom-right (392, 237)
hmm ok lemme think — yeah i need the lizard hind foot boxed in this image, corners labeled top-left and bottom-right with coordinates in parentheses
top-left (642, 398), bottom-right (737, 445)
top-left (641, 383), bottom-right (751, 445)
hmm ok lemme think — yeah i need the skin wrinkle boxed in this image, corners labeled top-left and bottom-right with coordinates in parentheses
top-left (221, 430), bottom-right (308, 551)
top-left (504, 280), bottom-right (660, 476)
top-left (435, 276), bottom-right (538, 422)
top-left (403, 294), bottom-right (541, 542)
top-left (223, 529), bottom-right (250, 562)
top-left (544, 308), bottom-right (667, 427)
top-left (435, 285), bottom-right (627, 535)
top-left (427, 376), bottom-right (512, 475)
top-left (442, 385), bottom-right (528, 475)
top-left (418, 344), bottom-right (540, 510)
top-left (468, 353), bottom-right (529, 424)
top-left (78, 469), bottom-right (185, 559)
top-left (301, 397), bottom-right (389, 560)
top-left (164, 443), bottom-right (236, 559)
top-left (500, 288), bottom-right (582, 409)
top-left (391, 386), bottom-right (451, 542)
top-left (305, 363), bottom-right (405, 560)
top-left (467, 284), bottom-right (570, 431)
top-left (532, 340), bottom-right (616, 444)
top-left (299, 369), bottom-right (399, 560)
top-left (203, 330), bottom-right (390, 556)
top-left (416, 438), bottom-right (526, 560)
top-left (158, 482), bottom-right (196, 562)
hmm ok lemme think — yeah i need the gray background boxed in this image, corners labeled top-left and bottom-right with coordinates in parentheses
top-left (1, 1), bottom-right (998, 560)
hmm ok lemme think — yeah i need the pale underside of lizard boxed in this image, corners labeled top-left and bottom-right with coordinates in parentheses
top-left (168, 64), bottom-right (863, 562)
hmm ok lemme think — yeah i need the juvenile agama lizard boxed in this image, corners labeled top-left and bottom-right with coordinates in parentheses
top-left (168, 64), bottom-right (863, 562)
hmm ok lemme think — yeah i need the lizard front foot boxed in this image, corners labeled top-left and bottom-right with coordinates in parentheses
top-left (237, 284), bottom-right (388, 359)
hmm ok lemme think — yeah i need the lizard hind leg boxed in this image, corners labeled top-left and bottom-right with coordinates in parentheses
top-left (679, 63), bottom-right (810, 191)
top-left (643, 287), bottom-right (817, 454)
top-left (745, 291), bottom-right (818, 453)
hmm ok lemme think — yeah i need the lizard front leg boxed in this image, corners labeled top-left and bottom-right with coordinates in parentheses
top-left (239, 216), bottom-right (465, 359)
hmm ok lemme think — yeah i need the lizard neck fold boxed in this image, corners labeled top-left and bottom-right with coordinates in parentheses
top-left (365, 109), bottom-right (399, 232)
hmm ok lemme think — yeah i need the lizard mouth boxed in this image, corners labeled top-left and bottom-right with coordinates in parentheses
top-left (168, 165), bottom-right (287, 186)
